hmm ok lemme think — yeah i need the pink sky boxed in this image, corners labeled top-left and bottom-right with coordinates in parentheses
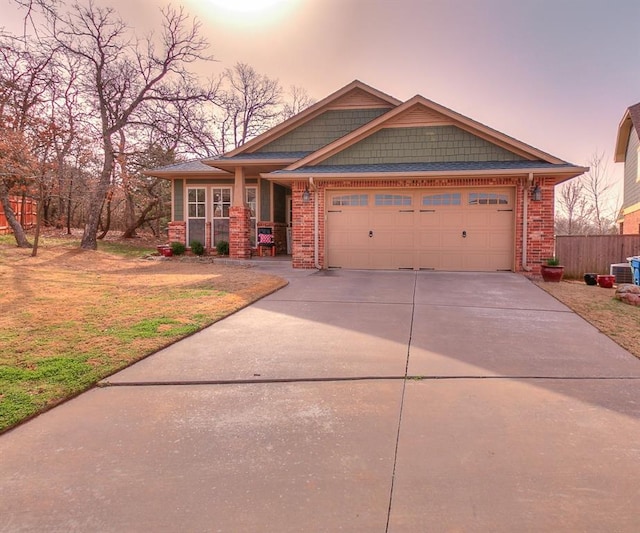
top-left (5, 0), bottom-right (640, 207)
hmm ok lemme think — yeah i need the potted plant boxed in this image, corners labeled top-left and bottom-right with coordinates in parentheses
top-left (540, 257), bottom-right (564, 282)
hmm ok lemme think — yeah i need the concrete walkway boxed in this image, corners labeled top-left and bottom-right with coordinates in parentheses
top-left (2, 268), bottom-right (640, 532)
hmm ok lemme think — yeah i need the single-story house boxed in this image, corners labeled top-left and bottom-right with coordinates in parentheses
top-left (614, 102), bottom-right (640, 234)
top-left (147, 80), bottom-right (586, 272)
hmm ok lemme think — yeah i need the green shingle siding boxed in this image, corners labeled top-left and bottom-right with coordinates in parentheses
top-left (273, 184), bottom-right (287, 224)
top-left (624, 129), bottom-right (640, 208)
top-left (318, 126), bottom-right (525, 166)
top-left (260, 180), bottom-right (271, 222)
top-left (174, 179), bottom-right (184, 221)
top-left (260, 108), bottom-right (390, 153)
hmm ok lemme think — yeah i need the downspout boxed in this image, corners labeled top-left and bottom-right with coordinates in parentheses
top-left (309, 177), bottom-right (320, 269)
top-left (522, 173), bottom-right (532, 272)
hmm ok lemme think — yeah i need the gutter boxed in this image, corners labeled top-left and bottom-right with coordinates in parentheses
top-left (522, 173), bottom-right (532, 272)
top-left (309, 177), bottom-right (320, 270)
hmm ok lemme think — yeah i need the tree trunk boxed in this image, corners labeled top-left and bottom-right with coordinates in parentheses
top-left (81, 146), bottom-right (114, 249)
top-left (0, 180), bottom-right (32, 248)
top-left (97, 191), bottom-right (113, 240)
top-left (66, 174), bottom-right (73, 235)
top-left (31, 183), bottom-right (45, 257)
top-left (122, 197), bottom-right (159, 238)
top-left (122, 191), bottom-right (137, 238)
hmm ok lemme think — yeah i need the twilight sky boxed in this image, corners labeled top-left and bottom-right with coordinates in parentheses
top-left (5, 0), bottom-right (640, 206)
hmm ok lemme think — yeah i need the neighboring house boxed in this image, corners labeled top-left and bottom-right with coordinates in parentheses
top-left (147, 80), bottom-right (586, 272)
top-left (0, 195), bottom-right (36, 235)
top-left (614, 102), bottom-right (640, 234)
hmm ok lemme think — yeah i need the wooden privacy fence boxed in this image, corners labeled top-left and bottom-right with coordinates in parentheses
top-left (556, 234), bottom-right (640, 278)
top-left (0, 195), bottom-right (37, 235)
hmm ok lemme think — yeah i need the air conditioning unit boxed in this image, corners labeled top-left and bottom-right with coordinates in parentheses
top-left (610, 263), bottom-right (633, 284)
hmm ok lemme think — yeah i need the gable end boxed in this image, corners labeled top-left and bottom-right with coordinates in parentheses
top-left (259, 108), bottom-right (391, 153)
top-left (316, 126), bottom-right (527, 167)
top-left (326, 87), bottom-right (397, 110)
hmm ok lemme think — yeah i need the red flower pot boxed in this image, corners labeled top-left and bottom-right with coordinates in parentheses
top-left (597, 275), bottom-right (615, 288)
top-left (540, 265), bottom-right (564, 282)
top-left (157, 245), bottom-right (173, 257)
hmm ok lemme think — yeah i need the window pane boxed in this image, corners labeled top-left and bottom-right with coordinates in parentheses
top-left (374, 194), bottom-right (411, 206)
top-left (246, 187), bottom-right (257, 218)
top-left (213, 219), bottom-right (229, 245)
top-left (332, 194), bottom-right (368, 206)
top-left (469, 192), bottom-right (508, 205)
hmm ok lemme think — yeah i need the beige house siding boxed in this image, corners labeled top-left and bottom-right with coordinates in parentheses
top-left (259, 109), bottom-right (391, 153)
top-left (624, 128), bottom-right (640, 208)
top-left (317, 126), bottom-right (527, 166)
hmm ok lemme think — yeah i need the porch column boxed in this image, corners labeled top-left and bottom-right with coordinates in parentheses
top-left (292, 180), bottom-right (316, 268)
top-left (229, 167), bottom-right (252, 259)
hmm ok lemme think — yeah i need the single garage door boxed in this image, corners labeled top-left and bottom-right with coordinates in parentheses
top-left (326, 188), bottom-right (514, 271)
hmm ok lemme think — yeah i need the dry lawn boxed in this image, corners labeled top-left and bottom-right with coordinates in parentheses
top-left (0, 236), bottom-right (287, 432)
top-left (536, 279), bottom-right (640, 360)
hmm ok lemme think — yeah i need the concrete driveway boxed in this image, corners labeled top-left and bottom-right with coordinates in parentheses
top-left (2, 269), bottom-right (640, 532)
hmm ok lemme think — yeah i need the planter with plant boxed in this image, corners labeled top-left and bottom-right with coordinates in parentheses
top-left (540, 257), bottom-right (564, 282)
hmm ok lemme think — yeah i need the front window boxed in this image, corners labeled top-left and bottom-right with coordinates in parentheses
top-left (246, 187), bottom-right (257, 247)
top-left (187, 188), bottom-right (206, 245)
top-left (212, 187), bottom-right (231, 246)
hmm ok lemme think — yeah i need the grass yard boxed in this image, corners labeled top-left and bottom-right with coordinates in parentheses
top-left (536, 279), bottom-right (640, 360)
top-left (0, 234), bottom-right (287, 433)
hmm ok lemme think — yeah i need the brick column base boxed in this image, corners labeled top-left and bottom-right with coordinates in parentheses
top-left (229, 206), bottom-right (251, 259)
top-left (168, 221), bottom-right (186, 245)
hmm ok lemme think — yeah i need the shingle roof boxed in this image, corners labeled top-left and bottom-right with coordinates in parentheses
top-left (628, 103), bottom-right (640, 139)
top-left (216, 151), bottom-right (312, 161)
top-left (271, 160), bottom-right (576, 175)
top-left (149, 159), bottom-right (221, 173)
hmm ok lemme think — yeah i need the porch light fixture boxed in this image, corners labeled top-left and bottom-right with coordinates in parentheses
top-left (531, 183), bottom-right (542, 202)
top-left (302, 186), bottom-right (311, 203)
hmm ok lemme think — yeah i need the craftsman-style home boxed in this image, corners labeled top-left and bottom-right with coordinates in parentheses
top-left (147, 80), bottom-right (586, 272)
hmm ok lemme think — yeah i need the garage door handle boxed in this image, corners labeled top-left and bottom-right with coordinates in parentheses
top-left (369, 230), bottom-right (373, 238)
top-left (462, 230), bottom-right (467, 238)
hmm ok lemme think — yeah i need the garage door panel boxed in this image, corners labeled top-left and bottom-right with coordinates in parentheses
top-left (327, 188), bottom-right (514, 271)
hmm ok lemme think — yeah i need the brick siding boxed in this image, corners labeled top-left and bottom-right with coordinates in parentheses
top-left (622, 207), bottom-right (640, 235)
top-left (229, 206), bottom-right (252, 259)
top-left (292, 176), bottom-right (556, 272)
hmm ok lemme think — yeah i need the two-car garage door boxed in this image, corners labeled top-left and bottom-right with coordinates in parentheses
top-left (326, 188), bottom-right (514, 271)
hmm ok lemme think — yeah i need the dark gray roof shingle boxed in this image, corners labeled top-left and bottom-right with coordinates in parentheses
top-left (271, 160), bottom-right (575, 175)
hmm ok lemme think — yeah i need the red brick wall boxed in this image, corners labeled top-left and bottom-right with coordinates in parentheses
top-left (526, 177), bottom-right (556, 271)
top-left (622, 208), bottom-right (640, 235)
top-left (292, 176), bottom-right (558, 272)
top-left (292, 181), bottom-right (318, 268)
top-left (168, 221), bottom-right (186, 245)
top-left (229, 205), bottom-right (252, 259)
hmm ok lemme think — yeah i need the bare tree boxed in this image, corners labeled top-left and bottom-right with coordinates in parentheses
top-left (49, 2), bottom-right (212, 249)
top-left (555, 178), bottom-right (592, 235)
top-left (583, 152), bottom-right (619, 234)
top-left (0, 34), bottom-right (58, 247)
top-left (217, 62), bottom-right (282, 151)
top-left (281, 85), bottom-right (315, 120)
top-left (0, 127), bottom-right (38, 247)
